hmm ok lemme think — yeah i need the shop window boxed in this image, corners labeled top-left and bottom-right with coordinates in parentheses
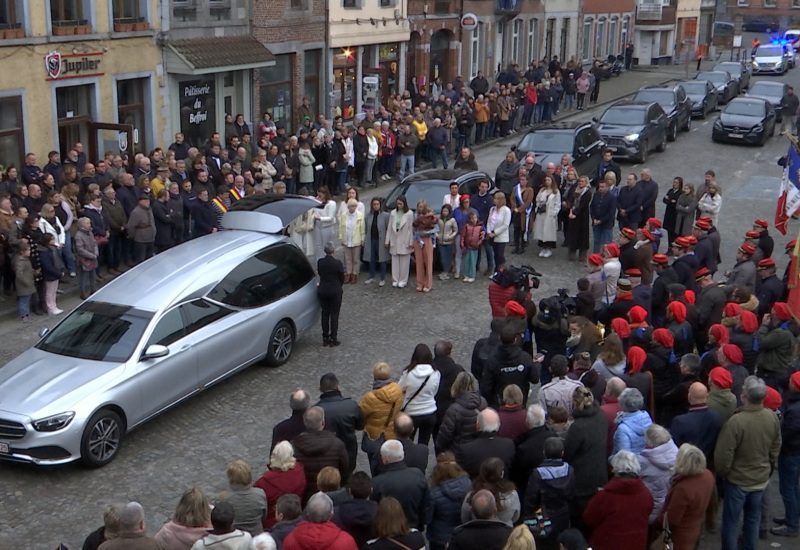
top-left (304, 50), bottom-right (321, 120)
top-left (117, 78), bottom-right (148, 154)
top-left (260, 55), bottom-right (293, 132)
top-left (112, 0), bottom-right (148, 28)
top-left (0, 96), bottom-right (24, 173)
top-left (50, 0), bottom-right (89, 28)
top-left (56, 84), bottom-right (93, 160)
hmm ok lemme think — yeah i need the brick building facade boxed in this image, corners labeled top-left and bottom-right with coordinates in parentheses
top-left (407, 0), bottom-right (462, 93)
top-left (252, 0), bottom-right (326, 133)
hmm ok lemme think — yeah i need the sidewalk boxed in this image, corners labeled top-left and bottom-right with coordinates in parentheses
top-left (0, 63), bottom-right (702, 321)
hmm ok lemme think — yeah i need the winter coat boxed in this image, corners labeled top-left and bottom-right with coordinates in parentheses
top-left (576, 75), bottom-right (591, 94)
top-left (75, 225), bottom-right (99, 262)
top-left (371, 462), bottom-right (430, 530)
top-left (254, 464), bottom-right (307, 529)
top-left (364, 210), bottom-right (390, 263)
top-left (426, 475), bottom-right (471, 547)
top-left (338, 210), bottom-right (365, 248)
top-left (460, 223), bottom-right (484, 250)
top-left (657, 470), bottom-right (715, 550)
top-left (398, 364), bottom-right (441, 416)
top-left (781, 392), bottom-right (800, 455)
top-left (359, 382), bottom-right (404, 440)
top-left (101, 533), bottom-right (169, 550)
top-left (582, 477), bottom-right (653, 550)
top-left (316, 390), bottom-right (364, 474)
top-left (455, 431), bottom-right (515, 479)
top-left (292, 430), bottom-right (350, 501)
top-left (437, 216), bottom-right (458, 245)
top-left (497, 405), bottom-right (527, 440)
top-left (102, 198), bottom-right (127, 235)
top-left (154, 521), bottom-right (210, 550)
top-left (461, 490), bottom-right (520, 526)
top-left (126, 204), bottom-right (156, 243)
top-left (590, 189), bottom-right (617, 229)
top-left (282, 521), bottom-right (357, 550)
top-left (613, 410), bottom-right (653, 456)
top-left (480, 343), bottom-right (540, 408)
top-left (564, 403), bottom-right (609, 498)
top-left (495, 160), bottom-right (520, 196)
top-left (222, 483), bottom-right (267, 536)
top-left (755, 325), bottom-right (794, 374)
top-left (39, 245), bottom-right (63, 282)
top-left (638, 440), bottom-right (679, 523)
top-left (532, 189), bottom-right (560, 243)
top-left (448, 520), bottom-right (512, 550)
top-left (565, 187), bottom-right (592, 251)
top-left (674, 194), bottom-right (698, 236)
top-left (523, 459), bottom-right (575, 540)
top-left (432, 355), bottom-right (465, 425)
top-left (385, 209), bottom-right (414, 255)
top-left (12, 254), bottom-right (35, 296)
top-left (153, 200), bottom-right (177, 249)
top-left (370, 437), bottom-right (429, 476)
top-left (297, 148), bottom-right (316, 184)
top-left (367, 532), bottom-right (425, 550)
top-left (436, 391), bottom-right (488, 453)
top-left (511, 425), bottom-right (556, 500)
top-left (714, 403), bottom-right (782, 488)
top-left (696, 192), bottom-right (721, 225)
top-left (334, 499), bottom-right (377, 550)
top-left (540, 377), bottom-right (584, 419)
top-left (670, 405), bottom-right (721, 462)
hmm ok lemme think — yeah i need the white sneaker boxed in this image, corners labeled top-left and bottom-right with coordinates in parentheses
top-left (50, 309), bottom-right (64, 315)
top-left (544, 249), bottom-right (553, 258)
top-left (392, 282), bottom-right (399, 288)
top-left (364, 278), bottom-right (374, 284)
top-left (538, 250), bottom-right (545, 257)
top-left (379, 280), bottom-right (386, 286)
top-left (399, 282), bottom-right (407, 288)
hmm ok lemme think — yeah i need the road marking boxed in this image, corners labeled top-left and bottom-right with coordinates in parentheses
top-left (702, 121), bottom-right (709, 125)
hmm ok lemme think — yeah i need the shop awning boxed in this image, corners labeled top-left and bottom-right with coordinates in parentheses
top-left (166, 35), bottom-right (276, 75)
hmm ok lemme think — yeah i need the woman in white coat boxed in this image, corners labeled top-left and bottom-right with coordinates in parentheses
top-left (385, 195), bottom-right (415, 288)
top-left (398, 343), bottom-right (442, 446)
top-left (314, 186), bottom-right (338, 262)
top-left (532, 175), bottom-right (561, 258)
top-left (486, 193), bottom-right (511, 270)
top-left (696, 181), bottom-right (722, 226)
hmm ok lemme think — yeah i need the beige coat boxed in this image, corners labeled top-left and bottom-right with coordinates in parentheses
top-left (385, 209), bottom-right (414, 255)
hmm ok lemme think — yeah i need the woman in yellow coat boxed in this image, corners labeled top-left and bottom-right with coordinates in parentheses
top-left (359, 362), bottom-right (404, 460)
top-left (338, 198), bottom-right (365, 283)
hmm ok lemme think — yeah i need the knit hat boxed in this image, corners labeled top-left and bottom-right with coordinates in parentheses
top-left (611, 317), bottom-right (631, 338)
top-left (773, 302), bottom-right (792, 321)
top-left (605, 243), bottom-right (620, 257)
top-left (505, 300), bottom-right (527, 318)
top-left (709, 367), bottom-right (733, 389)
top-left (709, 324), bottom-right (730, 345)
top-left (740, 310), bottom-right (759, 334)
top-left (588, 253), bottom-right (604, 266)
top-left (764, 386), bottom-right (783, 411)
top-left (617, 279), bottom-right (632, 292)
top-left (646, 217), bottom-right (662, 229)
top-left (721, 344), bottom-right (743, 365)
top-left (652, 328), bottom-right (674, 348)
top-left (668, 301), bottom-right (687, 323)
top-left (685, 290), bottom-right (696, 304)
top-left (627, 346), bottom-right (647, 374)
top-left (652, 253), bottom-right (670, 265)
top-left (628, 305), bottom-right (647, 324)
top-left (723, 302), bottom-right (742, 318)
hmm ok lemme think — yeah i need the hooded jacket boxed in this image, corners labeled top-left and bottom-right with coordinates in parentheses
top-left (480, 343), bottom-right (540, 408)
top-left (398, 364), bottom-right (441, 416)
top-left (612, 410), bottom-right (653, 456)
top-left (427, 475), bottom-right (472, 547)
top-left (282, 522), bottom-right (357, 550)
top-left (523, 458), bottom-right (575, 539)
top-left (435, 390), bottom-right (487, 453)
top-left (755, 324), bottom-right (794, 374)
top-left (582, 477), bottom-right (653, 550)
top-left (334, 499), bottom-right (377, 550)
top-left (638, 440), bottom-right (679, 522)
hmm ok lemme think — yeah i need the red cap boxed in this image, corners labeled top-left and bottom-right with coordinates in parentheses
top-left (605, 243), bottom-right (620, 257)
top-left (628, 305), bottom-right (647, 323)
top-left (611, 317), bottom-right (631, 338)
top-left (694, 267), bottom-right (711, 279)
top-left (754, 219), bottom-right (769, 228)
top-left (765, 386), bottom-right (783, 411)
top-left (685, 290), bottom-right (696, 304)
top-left (698, 216), bottom-right (713, 225)
top-left (588, 253), bottom-right (604, 266)
top-left (724, 302), bottom-right (742, 317)
top-left (709, 367), bottom-right (733, 389)
top-left (739, 243), bottom-right (756, 255)
top-left (620, 227), bottom-right (636, 239)
top-left (459, 194), bottom-right (470, 203)
top-left (745, 230), bottom-right (761, 239)
top-left (647, 217), bottom-right (662, 229)
top-left (668, 301), bottom-right (687, 322)
top-left (790, 371), bottom-right (800, 390)
top-left (773, 302), bottom-right (792, 321)
top-left (694, 219), bottom-right (711, 231)
top-left (652, 253), bottom-right (670, 265)
top-left (710, 324), bottom-right (730, 345)
top-left (758, 258), bottom-right (776, 269)
top-left (640, 228), bottom-right (654, 241)
top-left (624, 268), bottom-right (642, 277)
top-left (627, 346), bottom-right (647, 374)
top-left (505, 300), bottom-right (527, 318)
top-left (673, 236), bottom-right (692, 248)
top-left (740, 310), bottom-right (759, 334)
top-left (787, 239), bottom-right (797, 251)
top-left (652, 328), bottom-right (674, 348)
top-left (721, 344), bottom-right (743, 365)
top-left (685, 235), bottom-right (698, 246)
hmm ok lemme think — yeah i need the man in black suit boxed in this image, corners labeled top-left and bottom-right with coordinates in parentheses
top-left (271, 389), bottom-right (311, 451)
top-left (316, 372), bottom-right (363, 473)
top-left (432, 340), bottom-right (465, 439)
top-left (317, 241), bottom-right (345, 346)
top-left (456, 408), bottom-right (515, 479)
top-left (372, 413), bottom-right (429, 475)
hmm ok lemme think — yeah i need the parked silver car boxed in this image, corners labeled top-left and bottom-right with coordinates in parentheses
top-left (0, 195), bottom-right (321, 466)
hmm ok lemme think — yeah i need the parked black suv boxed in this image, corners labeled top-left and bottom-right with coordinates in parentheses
top-left (594, 101), bottom-right (669, 164)
top-left (633, 84), bottom-right (692, 141)
top-left (512, 121), bottom-right (606, 178)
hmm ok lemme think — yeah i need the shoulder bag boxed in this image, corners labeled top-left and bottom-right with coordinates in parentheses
top-left (361, 400), bottom-right (397, 455)
top-left (649, 513), bottom-right (673, 550)
top-left (400, 375), bottom-right (431, 412)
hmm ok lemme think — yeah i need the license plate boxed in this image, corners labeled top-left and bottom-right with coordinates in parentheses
top-left (0, 442), bottom-right (8, 454)
top-left (729, 133), bottom-right (743, 138)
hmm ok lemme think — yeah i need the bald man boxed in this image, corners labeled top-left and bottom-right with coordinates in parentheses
top-left (455, 408), bottom-right (515, 478)
top-left (670, 382), bottom-right (722, 461)
top-left (271, 389), bottom-right (312, 451)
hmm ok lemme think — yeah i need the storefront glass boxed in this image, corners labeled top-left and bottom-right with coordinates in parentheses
top-left (178, 78), bottom-right (215, 149)
top-left (0, 96), bottom-right (24, 171)
top-left (56, 84), bottom-right (93, 158)
top-left (117, 78), bottom-right (148, 154)
top-left (333, 49), bottom-right (357, 119)
top-left (259, 54), bottom-right (293, 132)
top-left (304, 50), bottom-right (320, 120)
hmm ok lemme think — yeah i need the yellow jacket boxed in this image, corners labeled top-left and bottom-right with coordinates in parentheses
top-left (338, 210), bottom-right (365, 247)
top-left (359, 382), bottom-right (404, 440)
top-left (412, 119), bottom-right (428, 141)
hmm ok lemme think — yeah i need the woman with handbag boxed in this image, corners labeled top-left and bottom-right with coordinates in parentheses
top-left (398, 343), bottom-right (441, 446)
top-left (655, 444), bottom-right (715, 550)
top-left (359, 362), bottom-right (404, 462)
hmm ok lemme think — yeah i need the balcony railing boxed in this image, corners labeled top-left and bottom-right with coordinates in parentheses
top-left (636, 4), bottom-right (663, 20)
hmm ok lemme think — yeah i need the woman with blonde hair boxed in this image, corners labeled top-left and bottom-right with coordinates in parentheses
top-left (154, 487), bottom-right (212, 549)
top-left (254, 441), bottom-right (306, 530)
top-left (359, 362), bottom-right (404, 460)
top-left (655, 443), bottom-right (715, 550)
top-left (502, 524), bottom-right (536, 550)
top-left (222, 460), bottom-right (267, 536)
top-left (435, 371), bottom-right (488, 454)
